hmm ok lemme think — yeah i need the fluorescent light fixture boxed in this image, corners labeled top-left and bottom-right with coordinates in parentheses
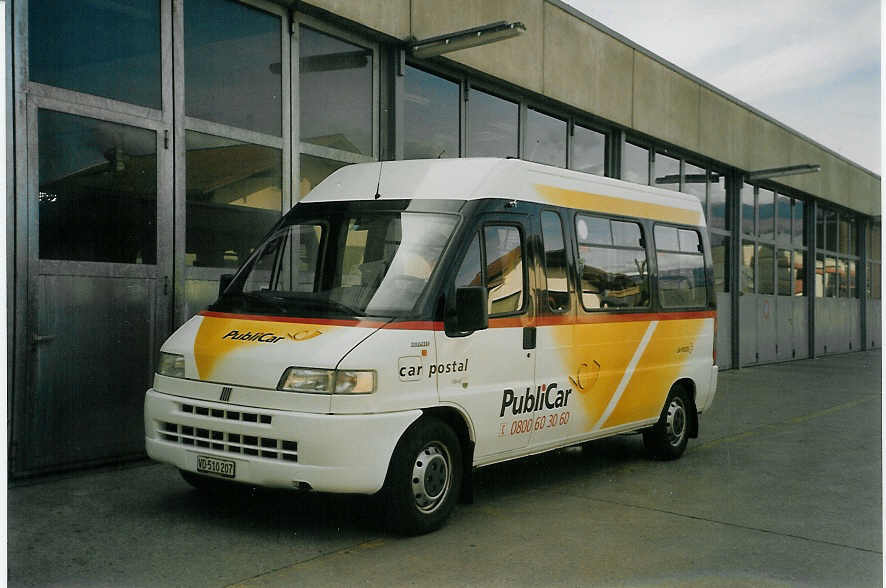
top-left (747, 164), bottom-right (821, 181)
top-left (410, 21), bottom-right (526, 59)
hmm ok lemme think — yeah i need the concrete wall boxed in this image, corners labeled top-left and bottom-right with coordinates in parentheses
top-left (303, 0), bottom-right (880, 217)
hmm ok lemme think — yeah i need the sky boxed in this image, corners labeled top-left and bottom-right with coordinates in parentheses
top-left (562, 0), bottom-right (882, 175)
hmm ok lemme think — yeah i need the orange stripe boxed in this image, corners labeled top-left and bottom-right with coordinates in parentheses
top-left (534, 184), bottom-right (703, 226)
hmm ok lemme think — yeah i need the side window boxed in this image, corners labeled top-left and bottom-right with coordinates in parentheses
top-left (575, 215), bottom-right (649, 310)
top-left (654, 225), bottom-right (708, 308)
top-left (484, 225), bottom-right (525, 316)
top-left (454, 233), bottom-right (482, 288)
top-left (541, 211), bottom-right (570, 313)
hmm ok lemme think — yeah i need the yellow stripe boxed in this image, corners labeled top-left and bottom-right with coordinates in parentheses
top-left (534, 184), bottom-right (702, 226)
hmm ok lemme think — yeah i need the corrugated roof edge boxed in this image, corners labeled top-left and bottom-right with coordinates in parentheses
top-left (546, 0), bottom-right (880, 180)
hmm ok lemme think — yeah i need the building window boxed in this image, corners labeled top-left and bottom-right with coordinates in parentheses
top-left (525, 108), bottom-right (567, 168)
top-left (758, 189), bottom-right (775, 241)
top-left (653, 152), bottom-right (680, 191)
top-left (776, 193), bottom-right (792, 243)
top-left (711, 234), bottom-right (730, 293)
top-left (709, 170), bottom-right (729, 231)
top-left (37, 110), bottom-right (158, 264)
top-left (404, 65), bottom-right (459, 159)
top-left (757, 244), bottom-right (775, 295)
top-left (741, 183), bottom-right (755, 235)
top-left (185, 0), bottom-right (282, 136)
top-left (185, 131), bottom-right (282, 268)
top-left (742, 241), bottom-right (756, 293)
top-left (792, 199), bottom-right (805, 246)
top-left (622, 142), bottom-right (649, 185)
top-left (682, 162), bottom-right (706, 209)
top-left (468, 89), bottom-right (518, 157)
top-left (300, 26), bottom-right (373, 156)
top-left (572, 124), bottom-right (606, 176)
top-left (29, 0), bottom-right (162, 109)
top-left (654, 226), bottom-right (707, 307)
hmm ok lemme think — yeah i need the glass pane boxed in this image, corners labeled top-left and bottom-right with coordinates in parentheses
top-left (776, 193), bottom-right (791, 242)
top-left (242, 223), bottom-right (324, 294)
top-left (577, 245), bottom-right (649, 310)
top-left (29, 0), bottom-right (161, 108)
top-left (678, 229), bottom-right (700, 253)
top-left (612, 221), bottom-right (643, 248)
top-left (185, 0), bottom-right (281, 136)
top-left (38, 110), bottom-right (157, 263)
top-left (573, 125), bottom-right (606, 176)
top-left (455, 233), bottom-right (482, 288)
top-left (837, 259), bottom-right (849, 297)
top-left (683, 162), bottom-right (706, 210)
top-left (792, 199), bottom-right (805, 246)
top-left (622, 142), bottom-right (649, 185)
top-left (848, 261), bottom-right (857, 298)
top-left (816, 207), bottom-right (825, 250)
top-left (657, 252), bottom-right (706, 307)
top-left (575, 215), bottom-right (611, 246)
top-left (742, 183), bottom-right (755, 235)
top-left (711, 234), bottom-right (730, 293)
top-left (185, 131), bottom-right (281, 268)
top-left (758, 244), bottom-right (775, 294)
top-left (541, 212), bottom-right (569, 313)
top-left (300, 26), bottom-right (373, 155)
top-left (654, 152), bottom-right (679, 191)
top-left (825, 209), bottom-right (838, 251)
top-left (526, 109), bottom-right (566, 167)
top-left (468, 89), bottom-right (518, 157)
top-left (404, 66), bottom-right (459, 159)
top-left (484, 226), bottom-right (524, 315)
top-left (838, 216), bottom-right (851, 254)
top-left (709, 171), bottom-right (729, 230)
top-left (794, 251), bottom-right (806, 296)
top-left (299, 154), bottom-right (349, 198)
top-left (654, 226), bottom-right (680, 251)
top-left (815, 255), bottom-right (825, 297)
top-left (825, 257), bottom-right (837, 297)
top-left (758, 189), bottom-right (775, 240)
top-left (872, 264), bottom-right (881, 299)
top-left (777, 249), bottom-right (792, 296)
top-left (742, 241), bottom-right (756, 293)
top-left (873, 223), bottom-right (881, 261)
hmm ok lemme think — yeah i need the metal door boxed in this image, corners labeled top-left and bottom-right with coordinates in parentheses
top-left (14, 98), bottom-right (173, 475)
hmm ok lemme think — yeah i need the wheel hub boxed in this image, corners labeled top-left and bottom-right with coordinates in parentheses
top-left (411, 443), bottom-right (451, 513)
top-left (665, 398), bottom-right (686, 447)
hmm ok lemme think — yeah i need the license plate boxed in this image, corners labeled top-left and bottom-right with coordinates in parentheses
top-left (196, 455), bottom-right (235, 478)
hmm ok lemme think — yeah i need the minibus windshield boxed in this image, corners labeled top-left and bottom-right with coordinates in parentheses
top-left (215, 208), bottom-right (459, 318)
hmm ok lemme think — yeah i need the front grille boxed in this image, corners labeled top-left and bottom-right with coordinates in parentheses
top-left (181, 403), bottom-right (272, 425)
top-left (159, 421), bottom-right (298, 462)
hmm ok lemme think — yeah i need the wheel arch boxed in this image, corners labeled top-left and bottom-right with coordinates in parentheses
top-left (421, 406), bottom-right (475, 503)
top-left (670, 377), bottom-right (699, 438)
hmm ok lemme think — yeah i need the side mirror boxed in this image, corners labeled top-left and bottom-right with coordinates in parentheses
top-left (447, 286), bottom-right (488, 334)
top-left (218, 273), bottom-right (234, 297)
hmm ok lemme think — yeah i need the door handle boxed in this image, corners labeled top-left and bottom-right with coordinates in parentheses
top-left (523, 326), bottom-right (536, 350)
top-left (32, 334), bottom-right (56, 348)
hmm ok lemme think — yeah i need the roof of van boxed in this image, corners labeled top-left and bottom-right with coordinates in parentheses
top-left (301, 158), bottom-right (705, 227)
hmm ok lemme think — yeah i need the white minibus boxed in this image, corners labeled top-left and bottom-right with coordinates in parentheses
top-left (145, 158), bottom-right (718, 534)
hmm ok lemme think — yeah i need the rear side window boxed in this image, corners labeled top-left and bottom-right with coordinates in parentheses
top-left (654, 225), bottom-right (707, 308)
top-left (454, 225), bottom-right (526, 317)
top-left (541, 211), bottom-right (570, 313)
top-left (575, 214), bottom-right (649, 310)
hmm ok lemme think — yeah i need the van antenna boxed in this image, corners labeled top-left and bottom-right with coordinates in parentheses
top-left (373, 162), bottom-right (383, 200)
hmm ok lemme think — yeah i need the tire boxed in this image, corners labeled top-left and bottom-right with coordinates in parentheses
top-left (643, 386), bottom-right (691, 460)
top-left (383, 417), bottom-right (462, 535)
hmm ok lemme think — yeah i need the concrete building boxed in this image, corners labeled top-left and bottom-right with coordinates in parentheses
top-left (5, 0), bottom-right (880, 478)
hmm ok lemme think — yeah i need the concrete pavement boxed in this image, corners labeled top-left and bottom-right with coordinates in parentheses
top-left (8, 351), bottom-right (882, 587)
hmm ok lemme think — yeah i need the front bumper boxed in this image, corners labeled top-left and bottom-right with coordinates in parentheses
top-left (144, 389), bottom-right (421, 494)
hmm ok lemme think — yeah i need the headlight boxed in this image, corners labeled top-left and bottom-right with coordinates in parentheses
top-left (277, 367), bottom-right (376, 394)
top-left (156, 352), bottom-right (185, 378)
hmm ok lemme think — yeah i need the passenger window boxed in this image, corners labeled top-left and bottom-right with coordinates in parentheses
top-left (654, 225), bottom-right (707, 308)
top-left (541, 211), bottom-right (570, 313)
top-left (575, 215), bottom-right (649, 310)
top-left (483, 226), bottom-right (525, 316)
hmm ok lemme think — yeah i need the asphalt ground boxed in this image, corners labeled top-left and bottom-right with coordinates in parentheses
top-left (8, 351), bottom-right (883, 587)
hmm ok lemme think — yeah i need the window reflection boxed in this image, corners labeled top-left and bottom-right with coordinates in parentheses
top-left (741, 241), bottom-right (755, 293)
top-left (758, 189), bottom-right (775, 240)
top-left (777, 249), bottom-right (792, 295)
top-left (185, 0), bottom-right (282, 136)
top-left (757, 244), bottom-right (775, 294)
top-left (29, 0), bottom-right (161, 108)
top-left (300, 26), bottom-right (373, 155)
top-left (711, 234), bottom-right (730, 293)
top-left (38, 110), bottom-right (157, 264)
top-left (541, 212), bottom-right (569, 313)
top-left (484, 226), bottom-right (524, 315)
top-left (654, 152), bottom-right (679, 192)
top-left (776, 194), bottom-right (791, 242)
top-left (185, 131), bottom-right (281, 268)
top-left (792, 199), bottom-right (805, 246)
top-left (622, 142), bottom-right (649, 185)
top-left (468, 90), bottom-right (518, 157)
top-left (682, 163), bottom-right (706, 209)
top-left (576, 216), bottom-right (648, 310)
top-left (573, 125), bottom-right (606, 176)
top-left (404, 66), bottom-right (459, 159)
top-left (526, 108), bottom-right (566, 167)
top-left (741, 183), bottom-right (755, 235)
top-left (709, 171), bottom-right (728, 231)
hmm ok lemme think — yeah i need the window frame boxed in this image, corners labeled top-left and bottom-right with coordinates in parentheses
top-left (652, 223), bottom-right (709, 309)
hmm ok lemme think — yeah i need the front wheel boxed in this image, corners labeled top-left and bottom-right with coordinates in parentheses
top-left (643, 387), bottom-right (691, 460)
top-left (383, 417), bottom-right (462, 535)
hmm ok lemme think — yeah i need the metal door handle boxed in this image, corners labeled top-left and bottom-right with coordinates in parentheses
top-left (32, 334), bottom-right (56, 348)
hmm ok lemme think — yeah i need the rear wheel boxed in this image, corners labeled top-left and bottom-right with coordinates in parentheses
top-left (643, 386), bottom-right (691, 460)
top-left (383, 417), bottom-right (462, 535)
